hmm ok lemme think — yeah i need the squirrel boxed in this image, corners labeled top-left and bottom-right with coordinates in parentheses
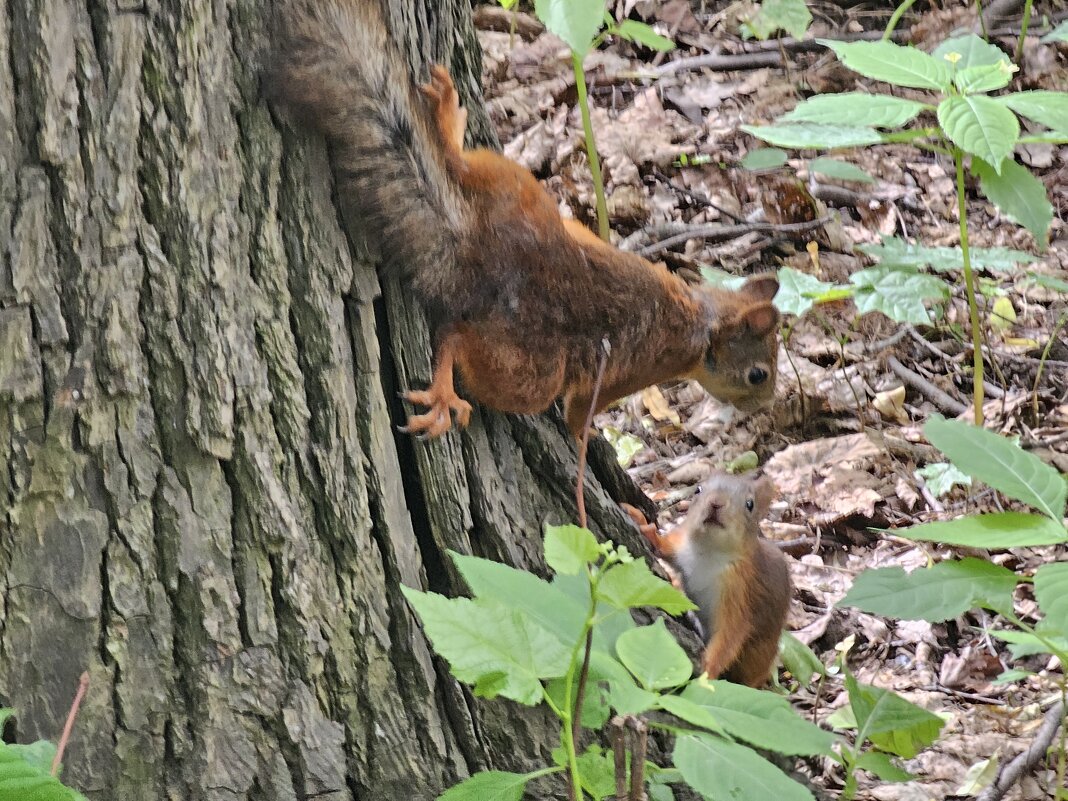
top-left (623, 471), bottom-right (790, 687)
top-left (269, 0), bottom-right (781, 439)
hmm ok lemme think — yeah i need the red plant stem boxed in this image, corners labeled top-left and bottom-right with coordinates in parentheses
top-left (52, 672), bottom-right (90, 776)
top-left (575, 340), bottom-right (610, 530)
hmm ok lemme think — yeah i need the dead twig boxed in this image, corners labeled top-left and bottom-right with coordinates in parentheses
top-left (638, 216), bottom-right (831, 258)
top-left (887, 356), bottom-right (968, 417)
top-left (976, 700), bottom-right (1065, 801)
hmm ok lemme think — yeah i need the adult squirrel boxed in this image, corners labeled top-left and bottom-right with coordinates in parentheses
top-left (270, 0), bottom-right (780, 438)
top-left (624, 471), bottom-right (790, 687)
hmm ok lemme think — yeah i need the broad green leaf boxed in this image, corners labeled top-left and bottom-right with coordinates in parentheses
top-left (615, 619), bottom-right (692, 690)
top-left (534, 0), bottom-right (605, 54)
top-left (681, 682), bottom-right (837, 756)
top-left (401, 589), bottom-right (570, 704)
top-left (998, 91), bottom-right (1068, 132)
top-left (615, 19), bottom-right (675, 51)
top-left (1034, 563), bottom-right (1068, 636)
top-left (740, 147), bottom-right (788, 170)
top-left (656, 694), bottom-right (727, 735)
top-left (846, 674), bottom-right (945, 758)
top-left (989, 627), bottom-right (1068, 658)
top-left (451, 552), bottom-right (588, 648)
top-left (5, 741), bottom-right (56, 775)
top-left (839, 559), bottom-right (1019, 620)
top-left (0, 743), bottom-right (88, 801)
top-left (775, 267), bottom-right (851, 316)
top-left (1029, 273), bottom-right (1068, 293)
top-left (915, 462), bottom-right (972, 497)
top-left (700, 266), bottom-right (749, 291)
top-left (554, 571), bottom-right (634, 651)
top-left (855, 751), bottom-right (914, 782)
top-left (741, 122), bottom-right (882, 149)
top-left (781, 93), bottom-right (927, 128)
top-left (904, 512), bottom-right (1067, 548)
top-left (820, 39), bottom-right (952, 90)
top-left (778, 631), bottom-right (826, 687)
top-left (438, 770), bottom-right (533, 801)
top-left (583, 650), bottom-right (657, 716)
top-left (543, 524), bottom-right (600, 575)
top-left (925, 415), bottom-right (1067, 520)
top-left (1041, 21), bottom-right (1068, 42)
top-left (742, 0), bottom-right (812, 40)
top-left (933, 34), bottom-right (1013, 69)
top-left (808, 157), bottom-right (875, 183)
top-left (859, 237), bottom-right (1036, 272)
top-left (575, 746), bottom-right (617, 800)
top-left (850, 265), bottom-right (949, 324)
top-left (993, 668), bottom-right (1035, 684)
top-left (973, 156), bottom-right (1054, 246)
top-left (937, 95), bottom-right (1018, 172)
top-left (596, 559), bottom-right (696, 615)
top-left (674, 734), bottom-right (816, 801)
top-left (953, 62), bottom-right (1014, 94)
top-left (601, 425), bottom-right (644, 467)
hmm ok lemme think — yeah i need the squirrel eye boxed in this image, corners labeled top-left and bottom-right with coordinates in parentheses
top-left (745, 498), bottom-right (755, 512)
top-left (747, 366), bottom-right (768, 385)
top-left (694, 486), bottom-right (703, 496)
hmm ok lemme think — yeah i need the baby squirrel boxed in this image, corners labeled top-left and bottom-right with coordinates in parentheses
top-left (624, 471), bottom-right (790, 687)
top-left (270, 0), bottom-right (780, 438)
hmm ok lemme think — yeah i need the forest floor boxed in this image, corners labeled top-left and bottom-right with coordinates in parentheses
top-left (475, 2), bottom-right (1066, 799)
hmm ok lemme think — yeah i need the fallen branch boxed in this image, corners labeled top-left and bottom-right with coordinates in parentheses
top-left (887, 356), bottom-right (968, 416)
top-left (637, 216), bottom-right (831, 258)
top-left (976, 700), bottom-right (1065, 801)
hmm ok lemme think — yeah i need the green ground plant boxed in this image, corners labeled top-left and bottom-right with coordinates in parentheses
top-left (743, 34), bottom-right (1068, 425)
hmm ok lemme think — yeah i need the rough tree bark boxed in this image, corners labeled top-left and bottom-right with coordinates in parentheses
top-left (0, 0), bottom-right (653, 799)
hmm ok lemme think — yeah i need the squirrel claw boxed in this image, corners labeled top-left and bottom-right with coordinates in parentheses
top-left (400, 386), bottom-right (472, 439)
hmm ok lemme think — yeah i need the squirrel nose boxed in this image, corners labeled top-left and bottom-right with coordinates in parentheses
top-left (703, 502), bottom-right (723, 526)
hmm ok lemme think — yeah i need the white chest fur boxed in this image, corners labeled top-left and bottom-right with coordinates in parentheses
top-left (673, 539), bottom-right (739, 637)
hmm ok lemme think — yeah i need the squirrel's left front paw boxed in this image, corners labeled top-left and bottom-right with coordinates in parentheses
top-left (400, 386), bottom-right (472, 438)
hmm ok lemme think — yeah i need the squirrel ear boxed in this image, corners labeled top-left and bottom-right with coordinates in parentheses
top-left (741, 274), bottom-right (779, 302)
top-left (742, 303), bottom-right (779, 336)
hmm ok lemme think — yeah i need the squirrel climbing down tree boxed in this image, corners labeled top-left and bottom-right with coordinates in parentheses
top-left (270, 0), bottom-right (781, 438)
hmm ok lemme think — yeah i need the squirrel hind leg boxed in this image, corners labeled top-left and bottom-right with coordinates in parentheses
top-left (420, 65), bottom-right (467, 158)
top-left (401, 331), bottom-right (473, 438)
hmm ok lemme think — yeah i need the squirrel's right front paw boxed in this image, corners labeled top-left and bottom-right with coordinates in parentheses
top-left (620, 503), bottom-right (658, 544)
top-left (400, 387), bottom-right (472, 439)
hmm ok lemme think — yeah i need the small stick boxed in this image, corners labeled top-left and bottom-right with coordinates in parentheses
top-left (976, 700), bottom-right (1064, 801)
top-left (627, 717), bottom-right (648, 801)
top-left (886, 355), bottom-right (968, 417)
top-left (612, 717), bottom-right (628, 800)
top-left (637, 217), bottom-right (831, 258)
top-left (575, 338), bottom-right (611, 530)
top-left (51, 672), bottom-right (90, 776)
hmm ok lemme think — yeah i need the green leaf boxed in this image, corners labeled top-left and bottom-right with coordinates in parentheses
top-left (674, 734), bottom-right (816, 801)
top-left (614, 19), bottom-right (675, 51)
top-left (0, 743), bottom-right (88, 801)
top-left (933, 34), bottom-right (1012, 70)
top-left (543, 524), bottom-right (601, 575)
top-left (846, 673), bottom-right (945, 758)
top-left (914, 462), bottom-right (972, 497)
top-left (808, 157), bottom-right (875, 183)
top-left (680, 682), bottom-right (837, 756)
top-left (534, 0), bottom-right (605, 54)
top-left (575, 746), bottom-right (617, 800)
top-left (850, 265), bottom-right (949, 324)
top-left (701, 267), bottom-right (750, 291)
top-left (820, 39), bottom-right (952, 90)
top-left (781, 93), bottom-right (927, 128)
top-left (989, 628), bottom-right (1068, 658)
top-left (937, 95), bottom-right (1018, 172)
top-left (402, 589), bottom-right (570, 704)
top-left (1041, 21), bottom-right (1068, 42)
top-left (855, 751), bottom-right (914, 782)
top-left (924, 415), bottom-right (1067, 520)
top-left (601, 426), bottom-right (644, 467)
top-left (596, 559), bottom-right (696, 615)
top-left (451, 552), bottom-right (589, 648)
top-left (953, 62), bottom-right (1015, 94)
top-left (655, 694), bottom-right (727, 735)
top-left (998, 91), bottom-right (1068, 132)
top-left (740, 147), bottom-right (788, 170)
top-left (775, 267), bottom-right (852, 316)
top-left (4, 741), bottom-right (57, 775)
top-left (741, 122), bottom-right (882, 149)
top-left (438, 770), bottom-right (534, 801)
top-left (778, 631), bottom-right (826, 687)
top-left (904, 512), bottom-right (1067, 548)
top-left (839, 559), bottom-right (1019, 621)
top-left (554, 571), bottom-right (635, 652)
top-left (1028, 273), bottom-right (1068, 293)
top-left (615, 619), bottom-right (692, 690)
top-left (993, 668), bottom-right (1035, 684)
top-left (973, 156), bottom-right (1054, 246)
top-left (859, 237), bottom-right (1037, 272)
top-left (581, 650), bottom-right (657, 717)
top-left (1035, 563), bottom-right (1068, 636)
top-left (742, 0), bottom-right (812, 40)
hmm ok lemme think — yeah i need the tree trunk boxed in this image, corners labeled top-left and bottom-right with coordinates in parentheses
top-left (0, 1), bottom-right (651, 799)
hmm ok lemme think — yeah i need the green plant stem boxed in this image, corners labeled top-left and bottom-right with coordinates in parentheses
top-left (559, 567), bottom-right (602, 801)
top-left (1016, 0), bottom-right (1033, 61)
top-left (572, 52), bottom-right (610, 241)
top-left (1032, 313), bottom-right (1068, 425)
top-left (954, 148), bottom-right (985, 425)
top-left (883, 0), bottom-right (918, 40)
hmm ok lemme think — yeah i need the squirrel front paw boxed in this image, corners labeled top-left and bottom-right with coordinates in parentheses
top-left (620, 503), bottom-right (659, 547)
top-left (400, 386), bottom-right (472, 439)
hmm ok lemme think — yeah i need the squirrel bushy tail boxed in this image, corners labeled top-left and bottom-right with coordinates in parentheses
top-left (269, 0), bottom-right (467, 297)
